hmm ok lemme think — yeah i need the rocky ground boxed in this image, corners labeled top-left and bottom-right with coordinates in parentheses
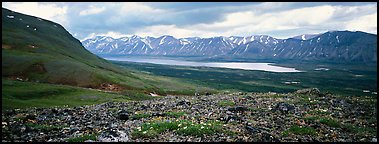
top-left (2, 88), bottom-right (377, 142)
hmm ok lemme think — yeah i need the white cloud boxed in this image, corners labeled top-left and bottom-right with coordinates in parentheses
top-left (189, 5), bottom-right (335, 36)
top-left (79, 5), bottom-right (105, 16)
top-left (3, 2), bottom-right (376, 40)
top-left (143, 3), bottom-right (376, 38)
top-left (135, 25), bottom-right (219, 38)
top-left (2, 2), bottom-right (68, 27)
top-left (101, 31), bottom-right (131, 38)
top-left (102, 2), bottom-right (167, 26)
top-left (345, 13), bottom-right (377, 34)
top-left (119, 2), bottom-right (166, 14)
top-left (81, 31), bottom-right (131, 41)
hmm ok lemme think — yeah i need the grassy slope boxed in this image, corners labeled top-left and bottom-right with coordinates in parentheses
top-left (2, 8), bottom-right (143, 88)
top-left (2, 78), bottom-right (131, 109)
top-left (2, 8), bottom-right (215, 110)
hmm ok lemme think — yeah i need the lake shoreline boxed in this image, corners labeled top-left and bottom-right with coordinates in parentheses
top-left (102, 56), bottom-right (302, 73)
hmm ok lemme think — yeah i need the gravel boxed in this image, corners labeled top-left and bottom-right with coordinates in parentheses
top-left (2, 89), bottom-right (377, 142)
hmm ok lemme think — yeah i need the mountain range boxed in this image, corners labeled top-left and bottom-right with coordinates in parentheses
top-left (82, 31), bottom-right (377, 63)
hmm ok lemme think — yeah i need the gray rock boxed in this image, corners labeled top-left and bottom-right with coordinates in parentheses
top-left (273, 102), bottom-right (295, 114)
top-left (228, 106), bottom-right (248, 113)
top-left (177, 100), bottom-right (191, 106)
top-left (118, 112), bottom-right (129, 120)
top-left (246, 125), bottom-right (260, 134)
top-left (295, 88), bottom-right (321, 95)
top-left (151, 112), bottom-right (166, 117)
top-left (98, 130), bottom-right (129, 142)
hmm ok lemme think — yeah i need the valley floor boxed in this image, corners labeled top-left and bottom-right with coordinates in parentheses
top-left (2, 89), bottom-right (377, 142)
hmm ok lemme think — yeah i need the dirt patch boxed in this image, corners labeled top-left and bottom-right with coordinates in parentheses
top-left (28, 63), bottom-right (47, 74)
top-left (99, 83), bottom-right (123, 92)
top-left (9, 75), bottom-right (29, 81)
top-left (2, 44), bottom-right (12, 49)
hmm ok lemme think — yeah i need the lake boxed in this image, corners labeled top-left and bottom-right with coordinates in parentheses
top-left (103, 56), bottom-right (302, 73)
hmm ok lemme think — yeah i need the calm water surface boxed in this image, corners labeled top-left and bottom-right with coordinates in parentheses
top-left (104, 56), bottom-right (302, 73)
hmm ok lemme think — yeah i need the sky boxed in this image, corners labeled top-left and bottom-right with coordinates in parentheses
top-left (2, 2), bottom-right (377, 40)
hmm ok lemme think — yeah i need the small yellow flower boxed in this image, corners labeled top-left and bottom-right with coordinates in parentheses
top-left (143, 131), bottom-right (147, 134)
top-left (201, 126), bottom-right (204, 129)
top-left (184, 126), bottom-right (187, 129)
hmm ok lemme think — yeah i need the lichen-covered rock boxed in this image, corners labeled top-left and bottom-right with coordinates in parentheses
top-left (98, 130), bottom-right (129, 142)
top-left (272, 102), bottom-right (296, 114)
top-left (295, 88), bottom-right (321, 95)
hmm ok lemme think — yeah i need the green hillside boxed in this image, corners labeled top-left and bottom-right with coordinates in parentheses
top-left (2, 8), bottom-right (214, 109)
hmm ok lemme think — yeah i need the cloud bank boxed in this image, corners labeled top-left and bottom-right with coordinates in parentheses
top-left (2, 2), bottom-right (377, 40)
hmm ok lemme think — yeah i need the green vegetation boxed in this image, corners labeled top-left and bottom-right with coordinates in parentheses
top-left (218, 100), bottom-right (235, 107)
top-left (164, 111), bottom-right (186, 118)
top-left (2, 79), bottom-right (129, 110)
top-left (319, 118), bottom-right (340, 128)
top-left (2, 8), bottom-right (217, 110)
top-left (176, 121), bottom-right (223, 137)
top-left (131, 120), bottom-right (182, 139)
top-left (282, 125), bottom-right (317, 136)
top-left (303, 116), bottom-right (321, 123)
top-left (342, 123), bottom-right (377, 136)
top-left (66, 134), bottom-right (97, 142)
top-left (306, 110), bottom-right (332, 115)
top-left (131, 120), bottom-right (223, 139)
top-left (302, 116), bottom-right (340, 128)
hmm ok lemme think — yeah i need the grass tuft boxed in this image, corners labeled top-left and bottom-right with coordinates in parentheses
top-left (218, 100), bottom-right (235, 107)
top-left (66, 134), bottom-right (97, 142)
top-left (282, 125), bottom-right (317, 136)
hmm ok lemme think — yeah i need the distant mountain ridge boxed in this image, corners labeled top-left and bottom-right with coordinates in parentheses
top-left (82, 32), bottom-right (377, 63)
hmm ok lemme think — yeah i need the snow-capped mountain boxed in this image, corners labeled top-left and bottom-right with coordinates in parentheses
top-left (292, 34), bottom-right (321, 40)
top-left (81, 31), bottom-right (377, 63)
top-left (82, 34), bottom-right (280, 56)
top-left (230, 31), bottom-right (377, 63)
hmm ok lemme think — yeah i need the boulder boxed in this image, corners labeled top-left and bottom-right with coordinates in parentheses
top-left (98, 130), bottom-right (129, 142)
top-left (118, 112), bottom-right (129, 120)
top-left (273, 102), bottom-right (296, 114)
top-left (176, 100), bottom-right (191, 106)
